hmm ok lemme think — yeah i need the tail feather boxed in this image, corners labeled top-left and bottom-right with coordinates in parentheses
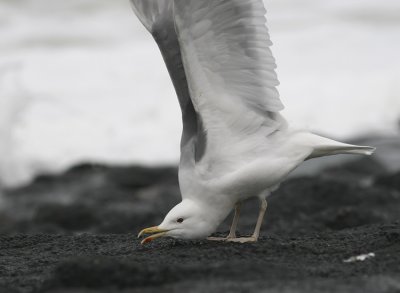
top-left (306, 133), bottom-right (376, 160)
top-left (337, 146), bottom-right (376, 156)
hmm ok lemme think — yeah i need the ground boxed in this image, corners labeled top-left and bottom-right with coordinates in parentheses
top-left (0, 137), bottom-right (399, 293)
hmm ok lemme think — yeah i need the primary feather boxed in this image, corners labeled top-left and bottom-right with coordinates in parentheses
top-left (130, 0), bottom-right (206, 161)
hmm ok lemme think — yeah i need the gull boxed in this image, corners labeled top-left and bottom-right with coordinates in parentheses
top-left (132, 0), bottom-right (375, 244)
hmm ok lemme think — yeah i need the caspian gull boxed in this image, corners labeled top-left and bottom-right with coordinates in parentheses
top-left (132, 0), bottom-right (375, 244)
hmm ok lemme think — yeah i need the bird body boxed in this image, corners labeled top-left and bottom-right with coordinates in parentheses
top-left (132, 0), bottom-right (375, 243)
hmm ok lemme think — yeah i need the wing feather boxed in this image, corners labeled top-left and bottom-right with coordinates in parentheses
top-left (130, 0), bottom-right (207, 159)
top-left (173, 0), bottom-right (286, 174)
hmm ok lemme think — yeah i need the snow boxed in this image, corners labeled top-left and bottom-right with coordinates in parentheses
top-left (0, 0), bottom-right (399, 187)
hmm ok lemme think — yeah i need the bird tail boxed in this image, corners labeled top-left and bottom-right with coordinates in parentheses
top-left (130, 0), bottom-right (173, 32)
top-left (306, 133), bottom-right (376, 160)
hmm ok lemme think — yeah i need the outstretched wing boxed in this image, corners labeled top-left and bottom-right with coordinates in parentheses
top-left (173, 0), bottom-right (286, 176)
top-left (130, 0), bottom-right (206, 159)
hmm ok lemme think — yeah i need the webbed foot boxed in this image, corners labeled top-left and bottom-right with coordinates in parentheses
top-left (227, 237), bottom-right (257, 243)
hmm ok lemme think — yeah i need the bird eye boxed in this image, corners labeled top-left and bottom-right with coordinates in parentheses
top-left (177, 218), bottom-right (184, 223)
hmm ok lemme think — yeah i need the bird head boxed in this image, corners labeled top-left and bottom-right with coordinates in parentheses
top-left (138, 199), bottom-right (222, 244)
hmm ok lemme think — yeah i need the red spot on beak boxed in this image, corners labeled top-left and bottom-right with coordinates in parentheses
top-left (142, 237), bottom-right (153, 244)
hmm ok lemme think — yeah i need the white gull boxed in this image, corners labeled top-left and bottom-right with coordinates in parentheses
top-left (132, 0), bottom-right (375, 244)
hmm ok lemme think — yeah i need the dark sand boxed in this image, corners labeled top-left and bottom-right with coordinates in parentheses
top-left (0, 143), bottom-right (399, 292)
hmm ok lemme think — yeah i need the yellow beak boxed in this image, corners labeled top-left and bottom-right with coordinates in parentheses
top-left (138, 226), bottom-right (168, 245)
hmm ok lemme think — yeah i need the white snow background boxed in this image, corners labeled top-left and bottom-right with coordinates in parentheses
top-left (0, 0), bottom-right (399, 187)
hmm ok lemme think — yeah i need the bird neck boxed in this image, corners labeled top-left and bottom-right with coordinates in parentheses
top-left (187, 197), bottom-right (233, 229)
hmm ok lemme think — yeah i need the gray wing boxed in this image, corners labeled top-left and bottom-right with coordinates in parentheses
top-left (130, 0), bottom-right (206, 160)
top-left (173, 0), bottom-right (287, 177)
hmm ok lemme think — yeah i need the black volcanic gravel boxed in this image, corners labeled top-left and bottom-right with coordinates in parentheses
top-left (0, 156), bottom-right (399, 293)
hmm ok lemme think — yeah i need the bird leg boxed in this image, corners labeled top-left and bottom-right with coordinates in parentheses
top-left (207, 202), bottom-right (241, 241)
top-left (227, 202), bottom-right (241, 239)
top-left (252, 198), bottom-right (268, 239)
top-left (228, 198), bottom-right (268, 243)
